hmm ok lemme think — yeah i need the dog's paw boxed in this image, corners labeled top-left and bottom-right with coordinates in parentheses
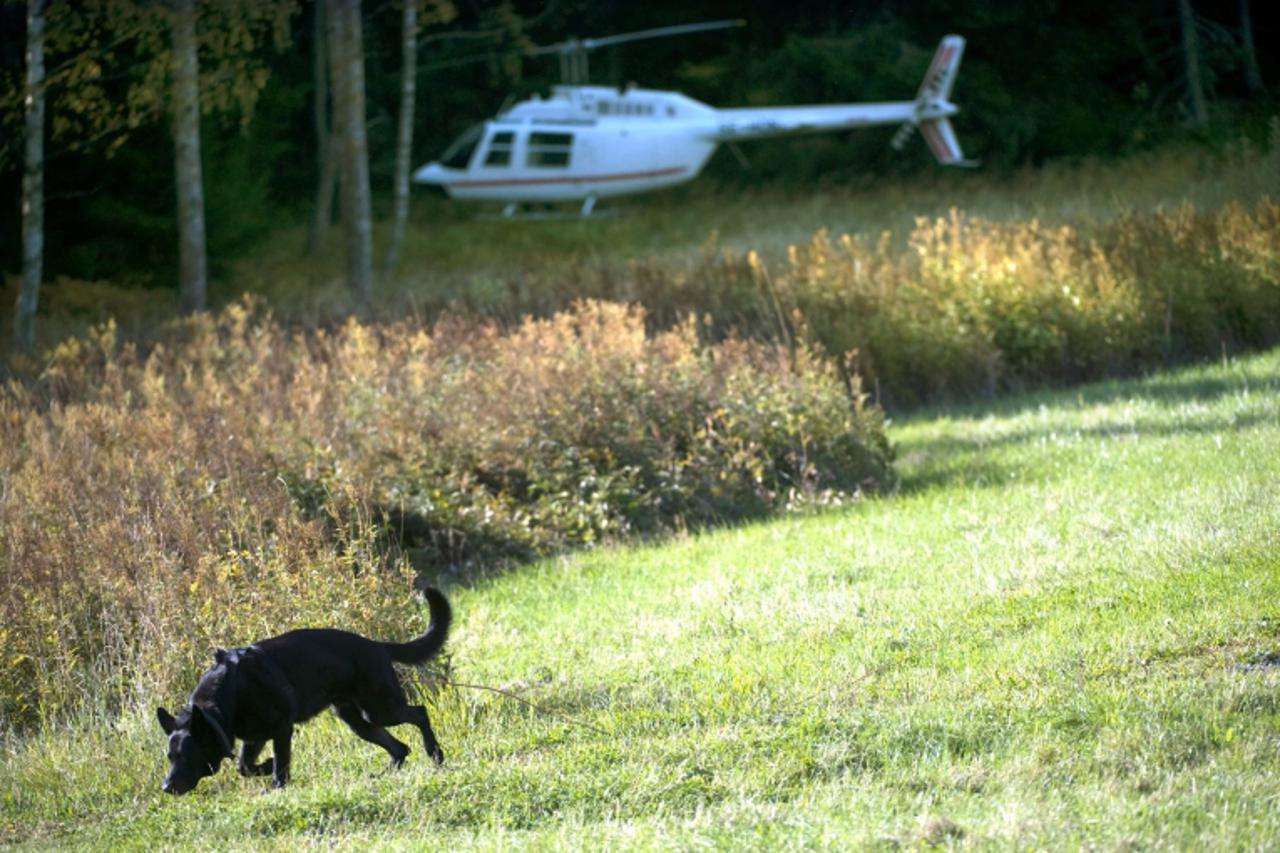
top-left (239, 759), bottom-right (274, 778)
top-left (430, 744), bottom-right (445, 765)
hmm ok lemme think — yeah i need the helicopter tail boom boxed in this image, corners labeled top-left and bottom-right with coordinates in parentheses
top-left (708, 34), bottom-right (971, 165)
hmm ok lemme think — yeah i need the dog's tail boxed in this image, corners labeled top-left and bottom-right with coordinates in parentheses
top-left (384, 588), bottom-right (452, 665)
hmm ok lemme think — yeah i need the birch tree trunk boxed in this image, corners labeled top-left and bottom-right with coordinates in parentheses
top-left (171, 0), bottom-right (208, 313)
top-left (1178, 0), bottom-right (1209, 126)
top-left (306, 0), bottom-right (338, 256)
top-left (382, 0), bottom-right (417, 279)
top-left (15, 0), bottom-right (46, 352)
top-left (328, 0), bottom-right (373, 305)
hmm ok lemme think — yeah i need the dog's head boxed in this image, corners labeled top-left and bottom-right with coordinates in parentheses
top-left (156, 704), bottom-right (232, 795)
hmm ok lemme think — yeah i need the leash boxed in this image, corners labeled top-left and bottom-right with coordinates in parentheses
top-left (196, 705), bottom-right (236, 760)
top-left (439, 678), bottom-right (610, 737)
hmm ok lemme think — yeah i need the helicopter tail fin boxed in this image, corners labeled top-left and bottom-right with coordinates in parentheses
top-left (918, 118), bottom-right (972, 166)
top-left (891, 35), bottom-right (976, 167)
top-left (917, 35), bottom-right (964, 103)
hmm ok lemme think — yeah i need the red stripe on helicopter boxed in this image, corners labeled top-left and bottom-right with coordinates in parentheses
top-left (448, 166), bottom-right (688, 189)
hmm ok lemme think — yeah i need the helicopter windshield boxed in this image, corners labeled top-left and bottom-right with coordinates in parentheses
top-left (440, 123), bottom-right (484, 170)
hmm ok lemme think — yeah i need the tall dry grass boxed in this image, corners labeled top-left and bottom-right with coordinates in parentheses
top-left (767, 199), bottom-right (1280, 404)
top-left (0, 300), bottom-right (890, 728)
top-left (406, 198), bottom-right (1277, 407)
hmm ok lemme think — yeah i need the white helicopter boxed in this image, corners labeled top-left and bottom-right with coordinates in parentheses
top-left (414, 21), bottom-right (972, 217)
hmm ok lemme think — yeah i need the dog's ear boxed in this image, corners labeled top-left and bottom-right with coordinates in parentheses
top-left (157, 707), bottom-right (177, 734)
top-left (214, 648), bottom-right (228, 664)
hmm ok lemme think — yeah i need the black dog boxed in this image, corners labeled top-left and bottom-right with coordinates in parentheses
top-left (157, 588), bottom-right (451, 794)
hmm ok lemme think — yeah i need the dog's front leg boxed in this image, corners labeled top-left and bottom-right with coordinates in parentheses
top-left (238, 741), bottom-right (274, 777)
top-left (270, 728), bottom-right (293, 789)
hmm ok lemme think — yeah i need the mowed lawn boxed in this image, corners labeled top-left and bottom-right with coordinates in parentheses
top-left (3, 348), bottom-right (1279, 850)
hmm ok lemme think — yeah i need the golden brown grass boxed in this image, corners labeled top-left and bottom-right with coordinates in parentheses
top-left (0, 299), bottom-right (889, 728)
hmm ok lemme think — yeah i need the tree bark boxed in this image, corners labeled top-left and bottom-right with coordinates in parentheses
top-left (382, 0), bottom-right (417, 279)
top-left (1238, 0), bottom-right (1263, 94)
top-left (306, 0), bottom-right (338, 256)
top-left (1178, 0), bottom-right (1209, 126)
top-left (328, 0), bottom-right (373, 306)
top-left (15, 0), bottom-right (46, 352)
top-left (171, 0), bottom-right (208, 313)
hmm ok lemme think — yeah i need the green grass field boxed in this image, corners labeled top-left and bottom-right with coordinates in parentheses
top-left (4, 344), bottom-right (1277, 850)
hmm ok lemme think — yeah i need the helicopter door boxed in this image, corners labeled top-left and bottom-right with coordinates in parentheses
top-left (526, 131), bottom-right (574, 168)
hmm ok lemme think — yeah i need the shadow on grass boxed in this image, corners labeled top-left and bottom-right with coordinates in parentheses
top-left (894, 351), bottom-right (1279, 497)
top-left (383, 349), bottom-right (1279, 586)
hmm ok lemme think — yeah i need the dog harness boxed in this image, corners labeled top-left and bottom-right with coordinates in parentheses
top-left (247, 644), bottom-right (298, 719)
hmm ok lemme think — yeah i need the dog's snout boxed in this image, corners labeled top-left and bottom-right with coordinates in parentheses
top-left (162, 780), bottom-right (175, 794)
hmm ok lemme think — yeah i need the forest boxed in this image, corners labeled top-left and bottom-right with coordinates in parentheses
top-left (0, 0), bottom-right (1276, 346)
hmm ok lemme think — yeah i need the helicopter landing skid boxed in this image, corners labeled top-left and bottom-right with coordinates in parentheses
top-left (479, 200), bottom-right (622, 222)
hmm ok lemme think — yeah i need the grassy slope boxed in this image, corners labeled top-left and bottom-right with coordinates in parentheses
top-left (4, 348), bottom-right (1279, 850)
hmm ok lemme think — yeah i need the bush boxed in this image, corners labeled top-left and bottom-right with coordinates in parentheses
top-left (0, 299), bottom-right (891, 727)
top-left (793, 201), bottom-right (1279, 404)
top-left (606, 199), bottom-right (1280, 407)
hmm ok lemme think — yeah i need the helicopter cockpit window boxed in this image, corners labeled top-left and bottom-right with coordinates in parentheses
top-left (440, 124), bottom-right (483, 170)
top-left (483, 131), bottom-right (515, 167)
top-left (527, 132), bottom-right (573, 168)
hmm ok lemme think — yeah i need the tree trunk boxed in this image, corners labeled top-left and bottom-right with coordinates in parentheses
top-left (171, 0), bottom-right (208, 313)
top-left (15, 0), bottom-right (46, 352)
top-left (382, 0), bottom-right (417, 279)
top-left (329, 0), bottom-right (373, 306)
top-left (1238, 0), bottom-right (1263, 94)
top-left (306, 0), bottom-right (338, 256)
top-left (1178, 0), bottom-right (1209, 126)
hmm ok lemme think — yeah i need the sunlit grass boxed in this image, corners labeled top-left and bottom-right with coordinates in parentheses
top-left (4, 346), bottom-right (1278, 849)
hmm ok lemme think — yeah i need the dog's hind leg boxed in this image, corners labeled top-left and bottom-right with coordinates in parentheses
top-left (352, 675), bottom-right (446, 766)
top-left (400, 704), bottom-right (445, 765)
top-left (334, 701), bottom-right (410, 768)
top-left (237, 741), bottom-right (274, 777)
top-left (361, 701), bottom-right (446, 766)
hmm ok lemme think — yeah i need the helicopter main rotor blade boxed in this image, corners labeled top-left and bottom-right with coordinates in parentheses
top-left (528, 19), bottom-right (745, 56)
top-left (418, 18), bottom-right (745, 82)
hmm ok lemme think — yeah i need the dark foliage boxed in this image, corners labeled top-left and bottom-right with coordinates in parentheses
top-left (0, 0), bottom-right (1276, 286)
